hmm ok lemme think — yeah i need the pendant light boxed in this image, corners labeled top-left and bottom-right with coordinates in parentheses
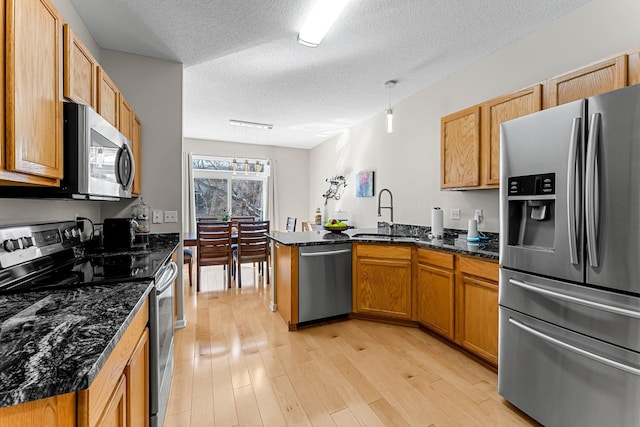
top-left (384, 80), bottom-right (397, 134)
top-left (232, 158), bottom-right (238, 174)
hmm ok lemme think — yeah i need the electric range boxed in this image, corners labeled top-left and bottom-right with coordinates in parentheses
top-left (0, 220), bottom-right (153, 293)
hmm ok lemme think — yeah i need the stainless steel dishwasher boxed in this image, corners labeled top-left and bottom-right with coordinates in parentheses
top-left (298, 243), bottom-right (352, 323)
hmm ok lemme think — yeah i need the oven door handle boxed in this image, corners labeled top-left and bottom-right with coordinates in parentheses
top-left (156, 261), bottom-right (178, 294)
top-left (508, 317), bottom-right (640, 376)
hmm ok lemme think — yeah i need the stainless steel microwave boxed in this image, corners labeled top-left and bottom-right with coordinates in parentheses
top-left (0, 103), bottom-right (134, 201)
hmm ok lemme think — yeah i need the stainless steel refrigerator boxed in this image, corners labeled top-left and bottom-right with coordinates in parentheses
top-left (499, 83), bottom-right (640, 427)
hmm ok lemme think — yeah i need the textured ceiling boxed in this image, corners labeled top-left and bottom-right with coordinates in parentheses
top-left (69, 0), bottom-right (590, 149)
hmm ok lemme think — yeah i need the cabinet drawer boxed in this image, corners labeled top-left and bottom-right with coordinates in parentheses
top-left (417, 248), bottom-right (454, 270)
top-left (457, 255), bottom-right (498, 282)
top-left (355, 244), bottom-right (411, 260)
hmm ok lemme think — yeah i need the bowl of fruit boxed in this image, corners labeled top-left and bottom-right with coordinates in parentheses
top-left (323, 219), bottom-right (348, 233)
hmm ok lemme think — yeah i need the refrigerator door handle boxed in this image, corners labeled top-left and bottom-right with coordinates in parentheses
top-left (585, 113), bottom-right (601, 268)
top-left (567, 117), bottom-right (581, 265)
top-left (508, 317), bottom-right (640, 376)
top-left (508, 278), bottom-right (640, 319)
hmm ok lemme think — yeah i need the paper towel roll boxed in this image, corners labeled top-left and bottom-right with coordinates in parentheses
top-left (467, 219), bottom-right (479, 240)
top-left (431, 208), bottom-right (444, 238)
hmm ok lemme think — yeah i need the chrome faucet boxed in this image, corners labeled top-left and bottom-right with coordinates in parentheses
top-left (377, 188), bottom-right (394, 224)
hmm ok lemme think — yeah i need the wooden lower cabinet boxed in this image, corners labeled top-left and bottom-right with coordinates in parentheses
top-left (415, 248), bottom-right (455, 339)
top-left (97, 374), bottom-right (127, 427)
top-left (274, 242), bottom-right (299, 329)
top-left (125, 329), bottom-right (149, 427)
top-left (455, 256), bottom-right (499, 366)
top-left (78, 300), bottom-right (149, 427)
top-left (353, 244), bottom-right (412, 320)
top-left (0, 393), bottom-right (76, 427)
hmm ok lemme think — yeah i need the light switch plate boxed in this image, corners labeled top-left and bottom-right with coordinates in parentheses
top-left (450, 208), bottom-right (461, 220)
top-left (164, 210), bottom-right (178, 223)
top-left (152, 210), bottom-right (163, 224)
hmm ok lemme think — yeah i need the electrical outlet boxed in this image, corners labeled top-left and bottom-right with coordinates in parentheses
top-left (450, 208), bottom-right (461, 220)
top-left (152, 210), bottom-right (163, 224)
top-left (164, 210), bottom-right (178, 223)
top-left (474, 209), bottom-right (483, 224)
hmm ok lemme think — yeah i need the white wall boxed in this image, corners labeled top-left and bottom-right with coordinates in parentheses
top-left (98, 50), bottom-right (184, 234)
top-left (51, 0), bottom-right (100, 60)
top-left (309, 0), bottom-right (640, 233)
top-left (183, 138), bottom-right (309, 231)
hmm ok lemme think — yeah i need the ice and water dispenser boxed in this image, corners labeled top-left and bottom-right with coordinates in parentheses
top-left (506, 173), bottom-right (555, 249)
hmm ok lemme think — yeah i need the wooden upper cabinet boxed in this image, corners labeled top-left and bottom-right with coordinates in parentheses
top-left (629, 49), bottom-right (640, 87)
top-left (2, 0), bottom-right (63, 184)
top-left (119, 96), bottom-right (133, 140)
top-left (481, 84), bottom-right (542, 187)
top-left (441, 106), bottom-right (481, 189)
top-left (63, 24), bottom-right (97, 109)
top-left (544, 55), bottom-right (628, 108)
top-left (132, 115), bottom-right (142, 196)
top-left (97, 67), bottom-right (120, 128)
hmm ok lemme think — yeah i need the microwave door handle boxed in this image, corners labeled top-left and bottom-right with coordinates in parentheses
top-left (123, 144), bottom-right (135, 191)
top-left (567, 117), bottom-right (581, 265)
top-left (585, 113), bottom-right (601, 268)
top-left (116, 144), bottom-right (135, 191)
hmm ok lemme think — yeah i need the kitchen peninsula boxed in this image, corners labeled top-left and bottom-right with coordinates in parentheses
top-left (268, 227), bottom-right (500, 366)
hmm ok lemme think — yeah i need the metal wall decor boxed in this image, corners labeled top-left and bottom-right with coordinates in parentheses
top-left (322, 175), bottom-right (347, 205)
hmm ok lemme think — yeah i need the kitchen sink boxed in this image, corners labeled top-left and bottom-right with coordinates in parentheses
top-left (350, 233), bottom-right (416, 241)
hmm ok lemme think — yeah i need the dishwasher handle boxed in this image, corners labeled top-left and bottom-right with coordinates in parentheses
top-left (300, 249), bottom-right (352, 257)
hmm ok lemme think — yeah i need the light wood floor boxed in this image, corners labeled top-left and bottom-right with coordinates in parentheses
top-left (165, 264), bottom-right (539, 427)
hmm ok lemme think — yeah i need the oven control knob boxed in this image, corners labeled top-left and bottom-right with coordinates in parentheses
top-left (20, 237), bottom-right (34, 248)
top-left (3, 239), bottom-right (19, 252)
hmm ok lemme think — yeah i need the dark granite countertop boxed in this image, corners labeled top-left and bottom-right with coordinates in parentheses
top-left (0, 232), bottom-right (180, 409)
top-left (267, 227), bottom-right (498, 260)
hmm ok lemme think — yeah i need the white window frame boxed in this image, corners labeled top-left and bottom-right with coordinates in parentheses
top-left (192, 155), bottom-right (269, 220)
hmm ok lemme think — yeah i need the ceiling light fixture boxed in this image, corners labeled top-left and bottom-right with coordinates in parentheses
top-left (297, 0), bottom-right (349, 48)
top-left (385, 80), bottom-right (397, 134)
top-left (229, 119), bottom-right (273, 129)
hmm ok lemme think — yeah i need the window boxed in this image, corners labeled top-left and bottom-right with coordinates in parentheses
top-left (192, 156), bottom-right (268, 220)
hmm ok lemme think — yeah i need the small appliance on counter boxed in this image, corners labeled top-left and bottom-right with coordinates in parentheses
top-left (102, 218), bottom-right (135, 250)
top-left (132, 198), bottom-right (150, 247)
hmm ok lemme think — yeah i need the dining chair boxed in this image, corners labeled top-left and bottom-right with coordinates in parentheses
top-left (285, 217), bottom-right (297, 232)
top-left (233, 220), bottom-right (270, 287)
top-left (183, 248), bottom-right (193, 287)
top-left (197, 221), bottom-right (233, 290)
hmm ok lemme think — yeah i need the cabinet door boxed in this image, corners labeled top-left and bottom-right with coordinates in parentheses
top-left (125, 328), bottom-right (148, 427)
top-left (97, 374), bottom-right (127, 427)
top-left (481, 84), bottom-right (542, 187)
top-left (63, 24), bottom-right (97, 108)
top-left (416, 262), bottom-right (455, 339)
top-left (97, 67), bottom-right (120, 128)
top-left (354, 247), bottom-right (412, 320)
top-left (5, 0), bottom-right (63, 182)
top-left (119, 96), bottom-right (133, 141)
top-left (455, 274), bottom-right (498, 366)
top-left (544, 55), bottom-right (628, 108)
top-left (440, 105), bottom-right (481, 189)
top-left (132, 115), bottom-right (142, 195)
